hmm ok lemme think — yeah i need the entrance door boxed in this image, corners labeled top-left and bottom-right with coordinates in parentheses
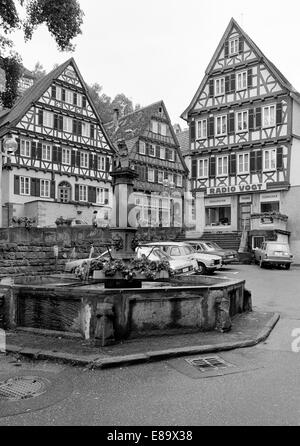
top-left (239, 204), bottom-right (251, 231)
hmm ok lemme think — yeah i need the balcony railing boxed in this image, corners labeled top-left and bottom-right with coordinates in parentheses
top-left (250, 212), bottom-right (288, 231)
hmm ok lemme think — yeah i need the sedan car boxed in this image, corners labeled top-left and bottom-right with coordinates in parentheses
top-left (254, 241), bottom-right (293, 269)
top-left (186, 240), bottom-right (238, 265)
top-left (136, 246), bottom-right (198, 276)
top-left (144, 242), bottom-right (222, 275)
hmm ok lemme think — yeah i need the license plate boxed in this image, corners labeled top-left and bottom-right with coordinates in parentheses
top-left (182, 267), bottom-right (189, 273)
top-left (274, 252), bottom-right (283, 256)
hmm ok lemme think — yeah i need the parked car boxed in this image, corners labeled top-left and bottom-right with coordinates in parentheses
top-left (186, 240), bottom-right (238, 265)
top-left (65, 250), bottom-right (110, 273)
top-left (144, 242), bottom-right (222, 275)
top-left (254, 241), bottom-right (293, 269)
top-left (136, 246), bottom-right (198, 276)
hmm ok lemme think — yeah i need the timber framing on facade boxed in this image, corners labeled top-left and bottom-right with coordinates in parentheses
top-left (0, 58), bottom-right (116, 227)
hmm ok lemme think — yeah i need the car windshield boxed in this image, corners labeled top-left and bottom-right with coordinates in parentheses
top-left (206, 242), bottom-right (221, 249)
top-left (183, 245), bottom-right (195, 255)
top-left (267, 244), bottom-right (289, 252)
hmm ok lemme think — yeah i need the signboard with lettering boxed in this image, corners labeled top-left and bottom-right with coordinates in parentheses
top-left (205, 197), bottom-right (232, 206)
top-left (207, 183), bottom-right (267, 195)
top-left (239, 195), bottom-right (252, 203)
top-left (260, 192), bottom-right (280, 202)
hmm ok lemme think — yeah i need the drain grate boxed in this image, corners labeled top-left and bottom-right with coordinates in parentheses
top-left (186, 355), bottom-right (233, 372)
top-left (0, 376), bottom-right (48, 401)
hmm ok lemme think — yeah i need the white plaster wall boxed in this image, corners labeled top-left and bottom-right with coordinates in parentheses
top-left (281, 186), bottom-right (300, 263)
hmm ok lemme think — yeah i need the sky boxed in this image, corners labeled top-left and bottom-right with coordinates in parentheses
top-left (10, 0), bottom-right (300, 127)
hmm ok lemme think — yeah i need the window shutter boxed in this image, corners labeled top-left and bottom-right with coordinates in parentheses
top-left (249, 109), bottom-right (254, 130)
top-left (165, 148), bottom-right (170, 160)
top-left (239, 37), bottom-right (244, 54)
top-left (37, 142), bottom-right (42, 160)
top-left (76, 152), bottom-right (81, 167)
top-left (77, 121), bottom-right (82, 136)
top-left (190, 121), bottom-right (196, 142)
top-left (145, 142), bottom-right (150, 156)
top-left (31, 141), bottom-right (36, 159)
top-left (209, 79), bottom-right (214, 97)
top-left (191, 159), bottom-right (197, 179)
top-left (73, 119), bottom-right (77, 135)
top-left (57, 146), bottom-right (62, 164)
top-left (30, 178), bottom-right (37, 197)
top-left (89, 153), bottom-right (94, 170)
top-left (228, 113), bottom-right (235, 134)
top-left (51, 86), bottom-right (56, 99)
top-left (88, 186), bottom-right (96, 203)
top-left (50, 181), bottom-right (56, 199)
top-left (230, 73), bottom-right (236, 92)
top-left (82, 96), bottom-right (87, 109)
top-left (73, 92), bottom-right (77, 105)
top-left (106, 157), bottom-right (110, 172)
top-left (208, 116), bottom-right (214, 137)
top-left (62, 89), bottom-right (66, 102)
top-left (36, 179), bottom-right (40, 197)
top-left (156, 145), bottom-right (160, 158)
top-left (75, 184), bottom-right (79, 201)
top-left (154, 169), bottom-right (158, 183)
top-left (59, 115), bottom-right (63, 131)
top-left (104, 189), bottom-right (109, 205)
top-left (38, 110), bottom-right (43, 126)
top-left (52, 146), bottom-right (58, 163)
top-left (225, 76), bottom-right (230, 94)
top-left (230, 153), bottom-right (236, 175)
top-left (276, 102), bottom-right (283, 125)
top-left (90, 124), bottom-right (95, 139)
top-left (224, 41), bottom-right (229, 58)
top-left (174, 173), bottom-right (177, 185)
top-left (248, 69), bottom-right (253, 88)
top-left (209, 157), bottom-right (216, 177)
top-left (277, 147), bottom-right (283, 169)
top-left (15, 137), bottom-right (20, 156)
top-left (256, 150), bottom-right (262, 171)
top-left (14, 176), bottom-right (20, 195)
top-left (250, 152), bottom-right (256, 172)
top-left (255, 107), bottom-right (262, 128)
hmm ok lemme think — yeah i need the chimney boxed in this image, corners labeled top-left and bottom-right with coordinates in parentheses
top-left (113, 108), bottom-right (120, 127)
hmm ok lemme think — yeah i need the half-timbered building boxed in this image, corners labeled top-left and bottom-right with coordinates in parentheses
top-left (105, 101), bottom-right (188, 227)
top-left (0, 58), bottom-right (115, 227)
top-left (181, 18), bottom-right (300, 260)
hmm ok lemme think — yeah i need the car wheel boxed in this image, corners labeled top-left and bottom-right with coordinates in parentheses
top-left (197, 262), bottom-right (207, 275)
top-left (259, 258), bottom-right (264, 268)
top-left (285, 263), bottom-right (291, 270)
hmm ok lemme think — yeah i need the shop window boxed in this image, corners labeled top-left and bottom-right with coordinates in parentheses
top-left (260, 202), bottom-right (280, 213)
top-left (252, 236), bottom-right (265, 249)
top-left (205, 206), bottom-right (231, 226)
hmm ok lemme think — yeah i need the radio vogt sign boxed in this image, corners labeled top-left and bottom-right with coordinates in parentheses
top-left (207, 183), bottom-right (267, 195)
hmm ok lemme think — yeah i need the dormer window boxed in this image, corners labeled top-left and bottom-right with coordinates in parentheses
top-left (214, 77), bottom-right (225, 96)
top-left (229, 37), bottom-right (239, 55)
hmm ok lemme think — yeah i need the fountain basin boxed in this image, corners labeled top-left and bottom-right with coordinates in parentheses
top-left (0, 274), bottom-right (251, 341)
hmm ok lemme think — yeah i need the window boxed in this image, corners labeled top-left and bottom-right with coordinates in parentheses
top-left (80, 152), bottom-right (89, 168)
top-left (148, 144), bottom-right (155, 157)
top-left (215, 77), bottom-right (225, 96)
top-left (96, 188), bottom-right (105, 204)
top-left (98, 155), bottom-right (106, 171)
top-left (261, 201), bottom-right (280, 213)
top-left (63, 116), bottom-right (73, 133)
top-left (236, 110), bottom-right (248, 132)
top-left (206, 206), bottom-right (231, 226)
top-left (151, 120), bottom-right (158, 133)
top-left (160, 147), bottom-right (165, 159)
top-left (20, 177), bottom-right (30, 195)
top-left (40, 179), bottom-right (50, 198)
top-left (177, 174), bottom-right (182, 187)
top-left (42, 144), bottom-right (52, 161)
top-left (58, 181), bottom-right (71, 203)
top-left (81, 122), bottom-right (90, 138)
top-left (139, 141), bottom-right (146, 155)
top-left (238, 153), bottom-right (250, 174)
top-left (62, 148), bottom-right (71, 165)
top-left (263, 148), bottom-right (276, 171)
top-left (51, 86), bottom-right (56, 99)
top-left (215, 115), bottom-right (227, 136)
top-left (66, 90), bottom-right (73, 104)
top-left (160, 123), bottom-right (167, 136)
top-left (148, 168), bottom-right (154, 182)
top-left (79, 185), bottom-right (88, 202)
top-left (20, 140), bottom-right (31, 157)
top-left (197, 119), bottom-right (207, 139)
top-left (168, 173), bottom-right (174, 184)
top-left (158, 170), bottom-right (164, 184)
top-left (43, 111), bottom-right (53, 128)
top-left (167, 149), bottom-right (175, 161)
top-left (263, 105), bottom-right (276, 127)
top-left (236, 71), bottom-right (247, 90)
top-left (198, 159), bottom-right (209, 178)
top-left (217, 156), bottom-right (228, 176)
top-left (229, 38), bottom-right (239, 55)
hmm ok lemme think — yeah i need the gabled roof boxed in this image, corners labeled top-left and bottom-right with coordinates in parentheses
top-left (181, 18), bottom-right (300, 120)
top-left (176, 129), bottom-right (190, 156)
top-left (105, 100), bottom-right (188, 173)
top-left (0, 58), bottom-right (116, 153)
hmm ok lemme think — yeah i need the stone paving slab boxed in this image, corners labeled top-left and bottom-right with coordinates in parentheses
top-left (3, 311), bottom-right (279, 369)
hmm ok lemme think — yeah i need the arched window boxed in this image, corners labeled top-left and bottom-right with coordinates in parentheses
top-left (58, 181), bottom-right (72, 203)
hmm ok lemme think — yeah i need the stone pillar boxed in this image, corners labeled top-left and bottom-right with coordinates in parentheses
top-left (195, 191), bottom-right (205, 234)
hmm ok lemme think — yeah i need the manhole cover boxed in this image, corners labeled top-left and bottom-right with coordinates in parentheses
top-left (0, 376), bottom-right (49, 401)
top-left (186, 355), bottom-right (234, 372)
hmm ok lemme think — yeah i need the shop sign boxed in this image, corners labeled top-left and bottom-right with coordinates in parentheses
top-left (239, 195), bottom-right (252, 203)
top-left (207, 183), bottom-right (266, 195)
top-left (260, 192), bottom-right (281, 203)
top-left (205, 197), bottom-right (232, 206)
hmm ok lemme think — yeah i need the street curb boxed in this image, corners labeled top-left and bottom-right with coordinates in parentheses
top-left (5, 313), bottom-right (280, 369)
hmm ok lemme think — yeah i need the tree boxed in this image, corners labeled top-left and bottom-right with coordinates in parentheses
top-left (0, 0), bottom-right (84, 108)
top-left (32, 61), bottom-right (46, 79)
